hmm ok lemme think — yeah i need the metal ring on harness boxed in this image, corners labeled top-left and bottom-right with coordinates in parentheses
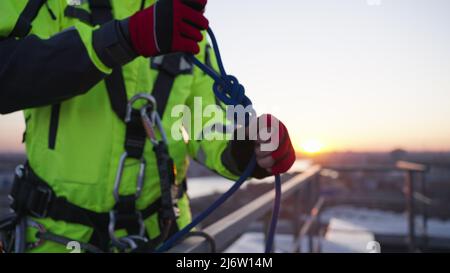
top-left (125, 93), bottom-right (157, 123)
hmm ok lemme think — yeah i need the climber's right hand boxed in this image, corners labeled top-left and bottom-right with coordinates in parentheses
top-left (128, 0), bottom-right (209, 57)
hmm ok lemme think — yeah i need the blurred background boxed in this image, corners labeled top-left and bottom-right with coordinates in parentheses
top-left (1, 0), bottom-right (450, 252)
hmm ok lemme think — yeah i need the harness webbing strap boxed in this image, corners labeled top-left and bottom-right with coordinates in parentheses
top-left (64, 2), bottom-right (188, 121)
top-left (154, 142), bottom-right (178, 221)
top-left (150, 54), bottom-right (193, 118)
top-left (6, 164), bottom-right (186, 252)
top-left (104, 69), bottom-right (129, 119)
top-left (9, 166), bottom-right (168, 229)
top-left (87, 1), bottom-right (149, 245)
top-left (124, 110), bottom-right (147, 159)
top-left (85, 0), bottom-right (182, 249)
top-left (153, 71), bottom-right (176, 118)
top-left (89, 0), bottom-right (113, 25)
top-left (103, 55), bottom-right (182, 121)
top-left (64, 6), bottom-right (92, 25)
top-left (87, 0), bottom-right (130, 121)
top-left (9, 0), bottom-right (48, 38)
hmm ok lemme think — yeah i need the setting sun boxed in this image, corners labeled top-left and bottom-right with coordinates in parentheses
top-left (300, 139), bottom-right (325, 154)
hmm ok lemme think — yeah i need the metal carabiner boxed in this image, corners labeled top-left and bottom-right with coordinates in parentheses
top-left (108, 209), bottom-right (146, 248)
top-left (125, 93), bottom-right (157, 123)
top-left (26, 218), bottom-right (46, 249)
top-left (109, 152), bottom-right (146, 246)
top-left (117, 235), bottom-right (149, 252)
top-left (112, 152), bottom-right (146, 202)
top-left (140, 105), bottom-right (168, 145)
top-left (112, 93), bottom-right (158, 203)
top-left (109, 93), bottom-right (160, 248)
top-left (126, 93), bottom-right (168, 145)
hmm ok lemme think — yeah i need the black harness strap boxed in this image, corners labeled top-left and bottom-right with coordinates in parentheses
top-left (103, 53), bottom-right (192, 121)
top-left (104, 69), bottom-right (129, 119)
top-left (64, 3), bottom-right (193, 120)
top-left (89, 0), bottom-right (113, 26)
top-left (7, 164), bottom-right (185, 252)
top-left (151, 54), bottom-right (194, 118)
top-left (124, 110), bottom-right (147, 158)
top-left (153, 71), bottom-right (175, 118)
top-left (9, 0), bottom-right (48, 38)
top-left (87, 0), bottom-right (130, 121)
top-left (64, 6), bottom-right (93, 25)
top-left (88, 0), bottom-right (148, 240)
top-left (9, 166), bottom-right (167, 227)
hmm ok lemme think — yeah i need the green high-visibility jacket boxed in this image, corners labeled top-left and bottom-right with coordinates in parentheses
top-left (0, 0), bottom-right (246, 252)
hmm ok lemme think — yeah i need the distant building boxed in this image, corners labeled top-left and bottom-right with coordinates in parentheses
top-left (390, 149), bottom-right (408, 162)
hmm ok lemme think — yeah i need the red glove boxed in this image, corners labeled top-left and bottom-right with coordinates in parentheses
top-left (128, 0), bottom-right (209, 57)
top-left (226, 114), bottom-right (295, 179)
top-left (254, 114), bottom-right (296, 175)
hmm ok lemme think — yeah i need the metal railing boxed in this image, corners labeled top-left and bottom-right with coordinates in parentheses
top-left (168, 161), bottom-right (432, 253)
top-left (300, 160), bottom-right (430, 253)
top-left (168, 166), bottom-right (322, 253)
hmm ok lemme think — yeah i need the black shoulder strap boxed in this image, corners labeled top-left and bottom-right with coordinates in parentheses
top-left (87, 0), bottom-right (129, 119)
top-left (64, 5), bottom-right (92, 25)
top-left (89, 0), bottom-right (114, 25)
top-left (9, 0), bottom-right (48, 38)
top-left (87, 0), bottom-right (193, 120)
top-left (151, 53), bottom-right (193, 118)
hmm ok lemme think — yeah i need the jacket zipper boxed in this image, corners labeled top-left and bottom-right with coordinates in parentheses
top-left (48, 104), bottom-right (61, 150)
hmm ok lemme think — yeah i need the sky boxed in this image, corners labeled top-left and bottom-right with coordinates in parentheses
top-left (1, 0), bottom-right (450, 153)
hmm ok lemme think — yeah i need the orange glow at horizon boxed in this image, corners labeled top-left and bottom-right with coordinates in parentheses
top-left (297, 139), bottom-right (326, 155)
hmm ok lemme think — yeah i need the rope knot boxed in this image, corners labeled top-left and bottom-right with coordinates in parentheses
top-left (213, 75), bottom-right (251, 108)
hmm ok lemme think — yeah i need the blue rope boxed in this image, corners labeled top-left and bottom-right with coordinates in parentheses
top-left (189, 29), bottom-right (252, 108)
top-left (156, 155), bottom-right (256, 253)
top-left (265, 174), bottom-right (281, 253)
top-left (155, 28), bottom-right (281, 253)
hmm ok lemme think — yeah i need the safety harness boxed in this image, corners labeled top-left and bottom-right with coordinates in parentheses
top-left (0, 0), bottom-right (282, 253)
top-left (1, 0), bottom-right (191, 253)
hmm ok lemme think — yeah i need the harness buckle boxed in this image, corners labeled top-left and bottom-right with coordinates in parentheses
top-left (8, 165), bottom-right (25, 211)
top-left (28, 186), bottom-right (53, 218)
